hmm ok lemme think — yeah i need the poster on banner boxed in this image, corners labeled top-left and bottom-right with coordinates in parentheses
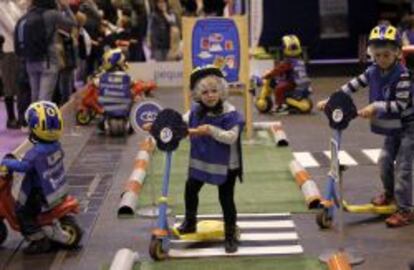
top-left (319, 0), bottom-right (349, 39)
top-left (191, 18), bottom-right (241, 83)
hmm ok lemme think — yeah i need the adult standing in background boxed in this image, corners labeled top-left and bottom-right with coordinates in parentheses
top-left (20, 0), bottom-right (77, 102)
top-left (0, 0), bottom-right (29, 129)
top-left (149, 0), bottom-right (179, 61)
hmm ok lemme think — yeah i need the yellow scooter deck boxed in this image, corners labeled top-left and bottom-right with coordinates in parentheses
top-left (343, 200), bottom-right (396, 214)
top-left (172, 220), bottom-right (224, 241)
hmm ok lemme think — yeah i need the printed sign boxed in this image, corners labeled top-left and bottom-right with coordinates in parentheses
top-left (192, 18), bottom-right (240, 82)
top-left (129, 100), bottom-right (163, 133)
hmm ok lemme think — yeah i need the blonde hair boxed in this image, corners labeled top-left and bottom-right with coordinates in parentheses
top-left (193, 75), bottom-right (228, 102)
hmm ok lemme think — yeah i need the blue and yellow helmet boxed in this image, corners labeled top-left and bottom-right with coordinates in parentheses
top-left (102, 48), bottom-right (127, 71)
top-left (25, 101), bottom-right (63, 142)
top-left (368, 24), bottom-right (401, 47)
top-left (282, 35), bottom-right (302, 57)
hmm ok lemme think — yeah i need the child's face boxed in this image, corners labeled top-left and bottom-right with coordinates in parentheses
top-left (371, 46), bottom-right (400, 70)
top-left (200, 88), bottom-right (220, 107)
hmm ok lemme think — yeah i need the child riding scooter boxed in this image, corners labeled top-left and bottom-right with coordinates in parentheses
top-left (0, 101), bottom-right (82, 254)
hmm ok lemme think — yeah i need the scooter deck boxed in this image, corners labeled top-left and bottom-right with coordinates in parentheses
top-left (172, 220), bottom-right (224, 241)
top-left (343, 200), bottom-right (397, 214)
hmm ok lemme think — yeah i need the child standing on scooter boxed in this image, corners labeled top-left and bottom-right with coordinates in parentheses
top-left (318, 24), bottom-right (414, 228)
top-left (177, 65), bottom-right (244, 253)
top-left (263, 34), bottom-right (311, 113)
top-left (1, 101), bottom-right (67, 253)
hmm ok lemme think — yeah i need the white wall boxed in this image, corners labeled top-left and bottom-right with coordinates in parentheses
top-left (128, 59), bottom-right (273, 88)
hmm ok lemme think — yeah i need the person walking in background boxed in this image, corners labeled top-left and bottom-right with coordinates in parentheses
top-left (0, 34), bottom-right (19, 129)
top-left (15, 0), bottom-right (77, 102)
top-left (149, 0), bottom-right (178, 61)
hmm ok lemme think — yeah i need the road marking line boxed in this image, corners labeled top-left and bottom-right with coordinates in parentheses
top-left (174, 220), bottom-right (295, 229)
top-left (169, 245), bottom-right (303, 257)
top-left (362, 148), bottom-right (381, 164)
top-left (293, 152), bottom-right (320, 168)
top-left (171, 232), bottom-right (299, 243)
top-left (323, 150), bottom-right (357, 166)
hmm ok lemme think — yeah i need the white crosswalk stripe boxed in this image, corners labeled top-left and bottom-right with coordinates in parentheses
top-left (323, 150), bottom-right (357, 166)
top-left (362, 148), bottom-right (381, 164)
top-left (294, 148), bottom-right (380, 168)
top-left (293, 152), bottom-right (320, 168)
top-left (169, 213), bottom-right (303, 258)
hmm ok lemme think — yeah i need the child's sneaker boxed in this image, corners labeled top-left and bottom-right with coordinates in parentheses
top-left (371, 193), bottom-right (395, 206)
top-left (385, 209), bottom-right (414, 228)
top-left (274, 104), bottom-right (289, 115)
top-left (176, 219), bottom-right (196, 234)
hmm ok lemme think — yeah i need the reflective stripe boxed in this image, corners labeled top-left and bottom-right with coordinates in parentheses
top-left (18, 191), bottom-right (27, 205)
top-left (102, 104), bottom-right (130, 111)
top-left (190, 158), bottom-right (228, 175)
top-left (397, 80), bottom-right (410, 88)
top-left (46, 182), bottom-right (68, 209)
top-left (102, 89), bottom-right (128, 96)
top-left (371, 118), bottom-right (402, 129)
top-left (401, 106), bottom-right (414, 118)
top-left (98, 96), bottom-right (131, 103)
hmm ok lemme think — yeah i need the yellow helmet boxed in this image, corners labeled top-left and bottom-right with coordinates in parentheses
top-left (101, 48), bottom-right (127, 71)
top-left (368, 24), bottom-right (401, 47)
top-left (25, 101), bottom-right (63, 142)
top-left (282, 35), bottom-right (302, 57)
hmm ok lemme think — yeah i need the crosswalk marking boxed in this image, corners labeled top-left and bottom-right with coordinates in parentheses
top-left (294, 148), bottom-right (381, 168)
top-left (168, 245), bottom-right (304, 258)
top-left (169, 213), bottom-right (303, 258)
top-left (323, 150), bottom-right (358, 166)
top-left (362, 148), bottom-right (381, 163)
top-left (293, 152), bottom-right (320, 168)
top-left (171, 232), bottom-right (299, 243)
top-left (173, 220), bottom-right (295, 229)
top-left (176, 213), bottom-right (291, 219)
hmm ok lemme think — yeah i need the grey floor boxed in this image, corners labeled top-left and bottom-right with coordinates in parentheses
top-left (1, 77), bottom-right (413, 270)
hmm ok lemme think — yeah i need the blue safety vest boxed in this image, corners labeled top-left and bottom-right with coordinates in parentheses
top-left (19, 142), bottom-right (67, 209)
top-left (366, 63), bottom-right (407, 135)
top-left (188, 104), bottom-right (244, 185)
top-left (287, 58), bottom-right (311, 91)
top-left (98, 71), bottom-right (132, 118)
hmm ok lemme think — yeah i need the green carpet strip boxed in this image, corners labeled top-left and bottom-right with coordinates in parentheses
top-left (139, 131), bottom-right (308, 214)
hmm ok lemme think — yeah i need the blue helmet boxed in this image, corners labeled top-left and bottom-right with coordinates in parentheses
top-left (368, 24), bottom-right (401, 47)
top-left (25, 101), bottom-right (63, 142)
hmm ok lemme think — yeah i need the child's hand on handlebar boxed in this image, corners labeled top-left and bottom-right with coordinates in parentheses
top-left (142, 123), bottom-right (153, 132)
top-left (317, 99), bottom-right (329, 111)
top-left (188, 125), bottom-right (211, 137)
top-left (358, 104), bottom-right (375, 118)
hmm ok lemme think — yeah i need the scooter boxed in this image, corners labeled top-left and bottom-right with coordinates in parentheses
top-left (0, 164), bottom-right (83, 248)
top-left (252, 76), bottom-right (313, 114)
top-left (315, 91), bottom-right (396, 229)
top-left (148, 109), bottom-right (240, 260)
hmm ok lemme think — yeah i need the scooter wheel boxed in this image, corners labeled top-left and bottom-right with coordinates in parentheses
top-left (149, 236), bottom-right (167, 261)
top-left (255, 96), bottom-right (273, 113)
top-left (0, 220), bottom-right (8, 245)
top-left (108, 118), bottom-right (127, 137)
top-left (60, 215), bottom-right (83, 248)
top-left (76, 110), bottom-right (92, 125)
top-left (316, 208), bottom-right (333, 229)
